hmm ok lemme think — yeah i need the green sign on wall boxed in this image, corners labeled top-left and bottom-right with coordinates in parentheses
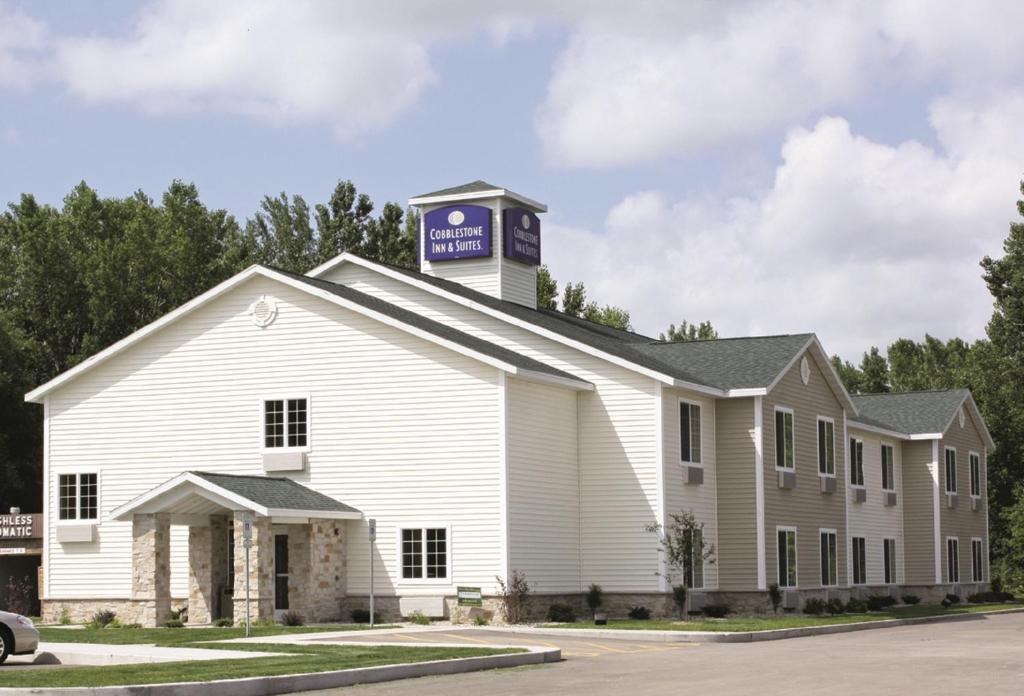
top-left (457, 586), bottom-right (482, 607)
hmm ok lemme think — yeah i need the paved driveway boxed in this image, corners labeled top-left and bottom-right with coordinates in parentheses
top-left (297, 612), bottom-right (1024, 696)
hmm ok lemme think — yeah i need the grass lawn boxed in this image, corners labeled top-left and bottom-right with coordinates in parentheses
top-left (545, 602), bottom-right (1021, 632)
top-left (0, 626), bottom-right (521, 689)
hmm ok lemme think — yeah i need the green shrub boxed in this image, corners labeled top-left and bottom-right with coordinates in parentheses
top-left (803, 598), bottom-right (827, 615)
top-left (547, 604), bottom-right (577, 622)
top-left (866, 595), bottom-right (897, 611)
top-left (672, 585), bottom-right (688, 617)
top-left (407, 610), bottom-right (431, 625)
top-left (967, 590), bottom-right (1016, 603)
top-left (214, 618), bottom-right (233, 627)
top-left (495, 570), bottom-right (531, 624)
top-left (768, 583), bottom-right (783, 613)
top-left (254, 617), bottom-right (277, 627)
top-left (586, 583), bottom-right (604, 613)
top-left (58, 607), bottom-right (71, 625)
top-left (86, 610), bottom-right (117, 629)
top-left (945, 593), bottom-right (961, 604)
top-left (702, 603), bottom-right (731, 618)
top-left (826, 598), bottom-right (846, 615)
top-left (473, 614), bottom-right (490, 626)
top-left (350, 609), bottom-right (378, 624)
top-left (162, 619), bottom-right (184, 628)
top-left (901, 594), bottom-right (921, 605)
top-left (627, 605), bottom-right (651, 620)
top-left (845, 597), bottom-right (868, 613)
top-left (280, 610), bottom-right (304, 626)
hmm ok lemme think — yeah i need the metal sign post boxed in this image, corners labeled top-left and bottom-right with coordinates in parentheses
top-left (368, 518), bottom-right (376, 628)
top-left (242, 513), bottom-right (253, 637)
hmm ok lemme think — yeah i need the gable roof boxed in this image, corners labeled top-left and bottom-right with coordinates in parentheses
top-left (25, 264), bottom-right (592, 402)
top-left (111, 471), bottom-right (361, 521)
top-left (849, 389), bottom-right (994, 448)
top-left (309, 254), bottom-right (856, 405)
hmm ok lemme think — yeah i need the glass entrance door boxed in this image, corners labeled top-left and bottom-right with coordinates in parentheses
top-left (274, 533), bottom-right (289, 614)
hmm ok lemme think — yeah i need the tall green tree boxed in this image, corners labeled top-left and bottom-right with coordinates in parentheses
top-left (660, 320), bottom-right (718, 342)
top-left (561, 281), bottom-right (586, 317)
top-left (536, 265), bottom-right (558, 311)
top-left (859, 346), bottom-right (890, 393)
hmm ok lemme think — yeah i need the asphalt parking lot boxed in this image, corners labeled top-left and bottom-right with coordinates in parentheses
top-left (298, 612), bottom-right (1024, 696)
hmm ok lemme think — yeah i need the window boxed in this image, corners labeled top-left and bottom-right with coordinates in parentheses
top-left (970, 453), bottom-right (981, 498)
top-left (680, 402), bottom-right (702, 464)
top-left (777, 528), bottom-right (797, 588)
top-left (775, 409), bottom-right (795, 470)
top-left (971, 539), bottom-right (984, 582)
top-left (263, 398), bottom-right (308, 449)
top-left (881, 445), bottom-right (895, 492)
top-left (401, 527), bottom-right (448, 580)
top-left (850, 438), bottom-right (864, 487)
top-left (58, 473), bottom-right (98, 521)
top-left (851, 536), bottom-right (867, 585)
top-left (947, 537), bottom-right (960, 583)
top-left (944, 447), bottom-right (957, 494)
top-left (683, 527), bottom-right (704, 589)
top-left (817, 418), bottom-right (835, 476)
top-left (884, 538), bottom-right (897, 584)
top-left (819, 530), bottom-right (838, 586)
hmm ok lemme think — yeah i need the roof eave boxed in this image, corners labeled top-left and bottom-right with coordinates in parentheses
top-left (408, 188), bottom-right (548, 212)
top-left (847, 420), bottom-right (911, 440)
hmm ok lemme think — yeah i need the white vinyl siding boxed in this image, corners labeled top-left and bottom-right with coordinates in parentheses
top-left (847, 428), bottom-right (904, 585)
top-left (323, 261), bottom-right (663, 592)
top-left (506, 378), bottom-right (581, 592)
top-left (45, 275), bottom-right (505, 599)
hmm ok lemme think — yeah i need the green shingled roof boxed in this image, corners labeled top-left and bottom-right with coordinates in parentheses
top-left (633, 334), bottom-right (816, 391)
top-left (413, 180), bottom-right (505, 199)
top-left (272, 267), bottom-right (589, 386)
top-left (191, 472), bottom-right (360, 513)
top-left (850, 389), bottom-right (969, 435)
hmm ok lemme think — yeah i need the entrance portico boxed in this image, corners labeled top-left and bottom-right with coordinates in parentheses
top-left (111, 471), bottom-right (361, 627)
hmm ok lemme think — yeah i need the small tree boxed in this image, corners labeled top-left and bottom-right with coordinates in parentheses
top-left (495, 570), bottom-right (530, 624)
top-left (585, 583), bottom-right (604, 616)
top-left (645, 510), bottom-right (716, 618)
top-left (768, 583), bottom-right (783, 614)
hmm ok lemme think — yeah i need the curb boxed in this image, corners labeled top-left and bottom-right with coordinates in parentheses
top-left (486, 606), bottom-right (1024, 643)
top-left (0, 646), bottom-right (558, 696)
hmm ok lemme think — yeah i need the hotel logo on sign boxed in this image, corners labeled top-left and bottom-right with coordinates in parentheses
top-left (502, 207), bottom-right (541, 266)
top-left (423, 205), bottom-right (492, 262)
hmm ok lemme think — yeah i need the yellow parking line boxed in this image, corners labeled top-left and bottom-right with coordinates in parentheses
top-left (495, 636), bottom-right (561, 649)
top-left (391, 633), bottom-right (428, 642)
top-left (439, 633), bottom-right (493, 645)
top-left (562, 651), bottom-right (600, 657)
top-left (577, 641), bottom-right (632, 654)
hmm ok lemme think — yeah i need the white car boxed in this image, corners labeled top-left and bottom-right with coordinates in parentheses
top-left (0, 611), bottom-right (39, 665)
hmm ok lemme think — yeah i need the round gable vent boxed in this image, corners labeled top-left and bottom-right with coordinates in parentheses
top-left (249, 295), bottom-right (278, 328)
top-left (959, 406), bottom-right (966, 428)
top-left (800, 356), bottom-right (810, 385)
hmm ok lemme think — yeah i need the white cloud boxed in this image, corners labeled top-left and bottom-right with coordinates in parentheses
top-left (0, 5), bottom-right (49, 88)
top-left (543, 95), bottom-right (1024, 358)
top-left (536, 0), bottom-right (1024, 167)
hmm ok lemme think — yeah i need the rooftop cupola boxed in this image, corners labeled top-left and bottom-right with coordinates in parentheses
top-left (409, 181), bottom-right (546, 308)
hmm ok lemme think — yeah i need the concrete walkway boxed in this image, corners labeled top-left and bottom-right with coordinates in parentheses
top-left (4, 641), bottom-right (286, 666)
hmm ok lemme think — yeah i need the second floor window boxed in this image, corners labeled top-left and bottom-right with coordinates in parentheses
top-left (775, 409), bottom-right (794, 470)
top-left (945, 448), bottom-right (957, 494)
top-left (264, 398), bottom-right (308, 449)
top-left (970, 453), bottom-right (981, 497)
top-left (850, 438), bottom-right (864, 486)
top-left (881, 444), bottom-right (895, 491)
top-left (817, 418), bottom-right (835, 476)
top-left (59, 473), bottom-right (98, 521)
top-left (680, 402), bottom-right (702, 464)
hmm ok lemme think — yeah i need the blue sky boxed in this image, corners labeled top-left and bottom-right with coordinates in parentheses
top-left (2, 1), bottom-right (1022, 357)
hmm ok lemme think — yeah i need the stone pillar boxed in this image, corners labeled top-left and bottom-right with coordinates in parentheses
top-left (187, 524), bottom-right (214, 624)
top-left (232, 512), bottom-right (274, 623)
top-left (131, 513), bottom-right (171, 627)
top-left (209, 515), bottom-right (230, 621)
top-left (306, 519), bottom-right (347, 622)
top-left (287, 526), bottom-right (311, 619)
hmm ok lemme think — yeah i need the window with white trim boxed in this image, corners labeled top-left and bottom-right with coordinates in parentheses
top-left (683, 527), bottom-right (704, 589)
top-left (849, 438), bottom-right (864, 487)
top-left (777, 528), bottom-right (797, 587)
top-left (58, 473), bottom-right (98, 521)
top-left (971, 539), bottom-right (984, 582)
top-left (680, 401), bottom-right (702, 464)
top-left (401, 527), bottom-right (448, 580)
top-left (969, 453), bottom-right (981, 498)
top-left (819, 530), bottom-right (837, 586)
top-left (883, 538), bottom-right (897, 584)
top-left (775, 409), bottom-right (795, 470)
top-left (851, 536), bottom-right (867, 585)
top-left (817, 418), bottom-right (835, 476)
top-left (264, 398), bottom-right (308, 449)
top-left (947, 537), bottom-right (959, 583)
top-left (944, 447), bottom-right (957, 494)
top-left (881, 444), bottom-right (895, 492)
